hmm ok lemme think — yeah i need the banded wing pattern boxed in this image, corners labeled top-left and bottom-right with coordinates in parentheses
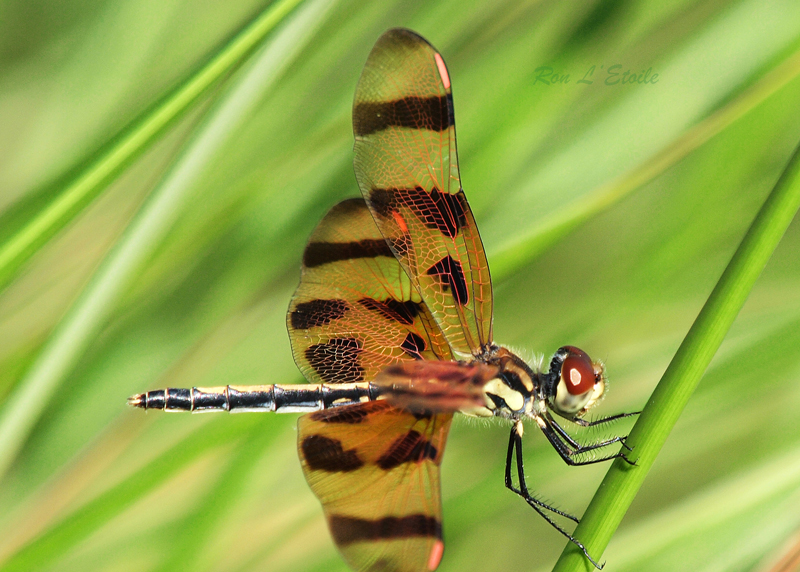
top-left (299, 402), bottom-right (451, 572)
top-left (288, 198), bottom-right (456, 571)
top-left (288, 198), bottom-right (453, 381)
top-left (353, 28), bottom-right (493, 358)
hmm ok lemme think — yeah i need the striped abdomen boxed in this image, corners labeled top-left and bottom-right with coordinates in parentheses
top-left (127, 383), bottom-right (379, 413)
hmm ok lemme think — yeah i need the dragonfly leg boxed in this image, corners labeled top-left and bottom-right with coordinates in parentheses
top-left (540, 416), bottom-right (635, 467)
top-left (571, 411), bottom-right (640, 427)
top-left (504, 422), bottom-right (604, 570)
top-left (546, 413), bottom-right (632, 453)
top-left (504, 422), bottom-right (579, 522)
top-left (570, 411), bottom-right (640, 451)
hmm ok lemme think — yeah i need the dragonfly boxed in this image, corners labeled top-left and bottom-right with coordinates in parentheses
top-left (129, 28), bottom-right (637, 572)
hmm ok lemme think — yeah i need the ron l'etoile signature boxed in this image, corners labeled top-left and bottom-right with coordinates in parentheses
top-left (533, 64), bottom-right (659, 86)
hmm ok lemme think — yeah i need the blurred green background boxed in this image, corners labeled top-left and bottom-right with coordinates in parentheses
top-left (1, 0), bottom-right (800, 571)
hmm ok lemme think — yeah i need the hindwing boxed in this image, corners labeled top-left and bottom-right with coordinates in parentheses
top-left (299, 401), bottom-right (451, 572)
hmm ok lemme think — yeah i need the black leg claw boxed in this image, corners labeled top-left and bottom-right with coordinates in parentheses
top-left (574, 539), bottom-right (604, 570)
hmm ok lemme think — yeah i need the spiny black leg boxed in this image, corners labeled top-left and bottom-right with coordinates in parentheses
top-left (504, 423), bottom-right (579, 522)
top-left (505, 423), bottom-right (604, 569)
top-left (540, 417), bottom-right (634, 467)
top-left (556, 412), bottom-right (640, 452)
top-left (547, 413), bottom-right (631, 453)
top-left (572, 411), bottom-right (640, 428)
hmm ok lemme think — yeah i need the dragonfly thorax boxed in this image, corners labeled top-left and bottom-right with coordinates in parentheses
top-left (478, 346), bottom-right (536, 418)
top-left (478, 345), bottom-right (608, 422)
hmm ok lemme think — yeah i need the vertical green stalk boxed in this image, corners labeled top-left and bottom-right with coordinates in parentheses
top-left (553, 139), bottom-right (800, 572)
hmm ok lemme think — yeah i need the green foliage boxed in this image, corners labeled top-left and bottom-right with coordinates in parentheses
top-left (1, 1), bottom-right (799, 571)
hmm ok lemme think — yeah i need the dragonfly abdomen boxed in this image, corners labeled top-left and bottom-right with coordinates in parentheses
top-left (128, 382), bottom-right (378, 413)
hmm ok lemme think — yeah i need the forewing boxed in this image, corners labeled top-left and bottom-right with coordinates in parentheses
top-left (299, 401), bottom-right (451, 572)
top-left (288, 198), bottom-right (453, 386)
top-left (353, 28), bottom-right (493, 357)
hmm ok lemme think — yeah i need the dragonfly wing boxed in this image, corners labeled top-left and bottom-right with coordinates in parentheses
top-left (287, 198), bottom-right (453, 386)
top-left (289, 198), bottom-right (456, 570)
top-left (353, 28), bottom-right (493, 357)
top-left (290, 29), bottom-right (501, 571)
top-left (299, 401), bottom-right (452, 572)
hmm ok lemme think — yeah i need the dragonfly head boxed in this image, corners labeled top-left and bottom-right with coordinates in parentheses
top-left (544, 346), bottom-right (606, 419)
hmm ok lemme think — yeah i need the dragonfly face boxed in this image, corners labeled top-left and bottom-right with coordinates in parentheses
top-left (470, 345), bottom-right (607, 421)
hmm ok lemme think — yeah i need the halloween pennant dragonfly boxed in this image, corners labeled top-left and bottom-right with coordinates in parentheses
top-left (129, 28), bottom-right (636, 571)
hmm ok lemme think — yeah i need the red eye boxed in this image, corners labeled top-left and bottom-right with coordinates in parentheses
top-left (561, 347), bottom-right (595, 396)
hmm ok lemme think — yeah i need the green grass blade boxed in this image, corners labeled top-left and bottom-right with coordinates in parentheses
top-left (0, 0), bottom-right (304, 292)
top-left (552, 139), bottom-right (800, 572)
top-left (0, 0), bottom-right (333, 483)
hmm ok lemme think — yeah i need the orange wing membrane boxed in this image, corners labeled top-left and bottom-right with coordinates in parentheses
top-left (287, 197), bottom-right (458, 571)
top-left (353, 28), bottom-right (493, 358)
top-left (299, 401), bottom-right (451, 572)
top-left (288, 198), bottom-right (453, 384)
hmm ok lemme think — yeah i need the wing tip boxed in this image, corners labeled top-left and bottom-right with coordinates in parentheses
top-left (376, 28), bottom-right (442, 60)
top-left (428, 539), bottom-right (445, 570)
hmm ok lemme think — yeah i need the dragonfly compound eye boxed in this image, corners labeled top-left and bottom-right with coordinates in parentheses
top-left (561, 349), bottom-right (595, 396)
top-left (550, 346), bottom-right (604, 417)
